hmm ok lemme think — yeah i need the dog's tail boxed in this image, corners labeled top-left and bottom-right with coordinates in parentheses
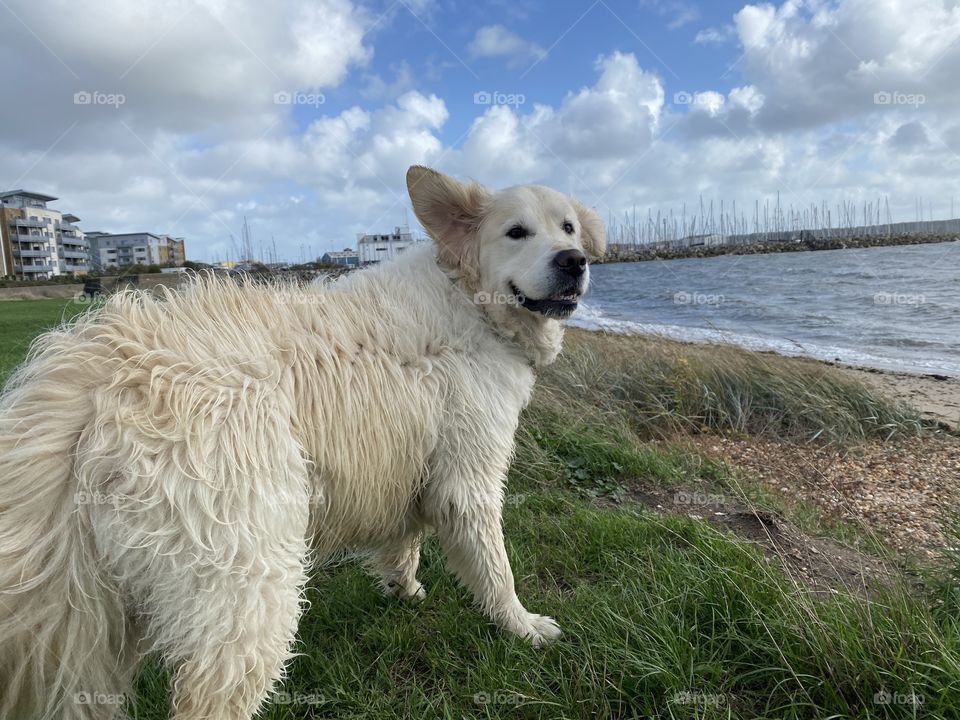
top-left (0, 325), bottom-right (130, 720)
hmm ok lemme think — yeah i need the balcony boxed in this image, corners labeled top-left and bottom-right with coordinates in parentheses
top-left (14, 264), bottom-right (53, 273)
top-left (61, 250), bottom-right (88, 260)
top-left (9, 218), bottom-right (46, 229)
top-left (13, 249), bottom-right (49, 258)
top-left (63, 263), bottom-right (88, 272)
top-left (59, 222), bottom-right (80, 232)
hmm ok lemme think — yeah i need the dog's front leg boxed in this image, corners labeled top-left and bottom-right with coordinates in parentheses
top-left (434, 499), bottom-right (561, 647)
top-left (368, 527), bottom-right (427, 601)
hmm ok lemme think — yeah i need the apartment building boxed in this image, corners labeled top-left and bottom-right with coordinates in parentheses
top-left (87, 232), bottom-right (186, 270)
top-left (59, 214), bottom-right (89, 274)
top-left (320, 249), bottom-right (359, 267)
top-left (356, 226), bottom-right (423, 264)
top-left (0, 190), bottom-right (90, 278)
top-left (161, 235), bottom-right (186, 266)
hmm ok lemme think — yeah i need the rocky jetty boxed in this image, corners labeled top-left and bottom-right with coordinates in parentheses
top-left (599, 233), bottom-right (959, 263)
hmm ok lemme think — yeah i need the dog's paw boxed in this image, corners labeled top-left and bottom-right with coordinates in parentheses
top-left (515, 614), bottom-right (562, 648)
top-left (384, 579), bottom-right (427, 602)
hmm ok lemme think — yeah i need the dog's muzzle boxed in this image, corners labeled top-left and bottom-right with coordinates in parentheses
top-left (510, 249), bottom-right (588, 319)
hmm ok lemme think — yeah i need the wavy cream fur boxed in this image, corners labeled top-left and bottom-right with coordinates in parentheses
top-left (0, 167), bottom-right (604, 720)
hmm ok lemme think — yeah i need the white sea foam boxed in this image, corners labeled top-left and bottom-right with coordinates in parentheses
top-left (567, 302), bottom-right (960, 377)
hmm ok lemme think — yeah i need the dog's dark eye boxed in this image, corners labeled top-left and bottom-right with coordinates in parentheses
top-left (562, 221), bottom-right (575, 235)
top-left (506, 225), bottom-right (529, 239)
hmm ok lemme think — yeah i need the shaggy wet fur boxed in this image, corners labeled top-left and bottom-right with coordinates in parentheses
top-left (0, 167), bottom-right (604, 719)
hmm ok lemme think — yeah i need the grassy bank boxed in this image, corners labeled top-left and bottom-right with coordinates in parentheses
top-left (1, 298), bottom-right (957, 719)
top-left (0, 297), bottom-right (88, 384)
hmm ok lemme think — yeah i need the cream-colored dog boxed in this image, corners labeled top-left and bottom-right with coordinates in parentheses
top-left (0, 166), bottom-right (604, 720)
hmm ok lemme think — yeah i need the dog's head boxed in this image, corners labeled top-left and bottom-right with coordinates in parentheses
top-left (406, 166), bottom-right (605, 320)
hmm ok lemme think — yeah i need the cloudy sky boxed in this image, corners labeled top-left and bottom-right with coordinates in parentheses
top-left (1, 0), bottom-right (959, 262)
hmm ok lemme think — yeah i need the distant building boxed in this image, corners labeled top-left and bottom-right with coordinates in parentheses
top-left (160, 235), bottom-right (186, 266)
top-left (59, 214), bottom-right (89, 275)
top-left (87, 232), bottom-right (187, 270)
top-left (0, 190), bottom-right (89, 278)
top-left (320, 248), bottom-right (359, 267)
top-left (356, 226), bottom-right (423, 264)
top-left (684, 233), bottom-right (726, 247)
top-left (88, 232), bottom-right (158, 269)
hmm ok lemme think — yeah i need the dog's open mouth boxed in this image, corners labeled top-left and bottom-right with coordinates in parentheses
top-left (510, 283), bottom-right (581, 318)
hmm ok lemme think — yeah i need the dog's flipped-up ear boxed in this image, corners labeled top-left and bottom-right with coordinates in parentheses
top-left (573, 200), bottom-right (606, 259)
top-left (406, 166), bottom-right (489, 276)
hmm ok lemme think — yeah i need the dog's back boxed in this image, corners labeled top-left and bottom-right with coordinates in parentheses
top-left (0, 303), bottom-right (132, 719)
top-left (0, 280), bottom-right (318, 718)
top-left (0, 258), bottom-right (527, 718)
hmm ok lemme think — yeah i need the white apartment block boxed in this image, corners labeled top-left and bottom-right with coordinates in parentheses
top-left (87, 232), bottom-right (186, 270)
top-left (356, 226), bottom-right (424, 264)
top-left (0, 190), bottom-right (89, 278)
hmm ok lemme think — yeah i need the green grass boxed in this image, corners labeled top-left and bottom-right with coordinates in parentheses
top-left (0, 297), bottom-right (88, 384)
top-left (538, 330), bottom-right (924, 445)
top-left (128, 495), bottom-right (960, 719)
top-left (2, 298), bottom-right (957, 719)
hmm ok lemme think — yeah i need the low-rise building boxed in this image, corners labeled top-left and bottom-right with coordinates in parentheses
top-left (88, 232), bottom-right (157, 269)
top-left (356, 226), bottom-right (423, 264)
top-left (59, 213), bottom-right (89, 275)
top-left (320, 249), bottom-right (359, 267)
top-left (159, 235), bottom-right (186, 266)
top-left (87, 232), bottom-right (187, 270)
top-left (0, 190), bottom-right (89, 278)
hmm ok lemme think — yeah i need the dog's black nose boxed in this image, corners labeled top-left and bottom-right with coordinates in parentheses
top-left (553, 249), bottom-right (587, 278)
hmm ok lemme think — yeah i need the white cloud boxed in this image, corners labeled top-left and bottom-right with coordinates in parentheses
top-left (688, 90), bottom-right (726, 116)
top-left (731, 0), bottom-right (960, 130)
top-left (456, 52), bottom-right (665, 188)
top-left (2, 0), bottom-right (960, 263)
top-left (640, 0), bottom-right (701, 30)
top-left (467, 25), bottom-right (546, 68)
top-left (728, 85), bottom-right (765, 115)
top-left (361, 61), bottom-right (417, 101)
top-left (0, 0), bottom-right (372, 147)
top-left (694, 24), bottom-right (736, 44)
top-left (887, 120), bottom-right (931, 150)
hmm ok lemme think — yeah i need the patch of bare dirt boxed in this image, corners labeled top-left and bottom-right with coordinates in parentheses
top-left (599, 481), bottom-right (897, 597)
top-left (688, 434), bottom-right (960, 559)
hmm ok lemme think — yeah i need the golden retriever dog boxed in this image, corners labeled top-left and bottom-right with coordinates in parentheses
top-left (0, 166), bottom-right (604, 719)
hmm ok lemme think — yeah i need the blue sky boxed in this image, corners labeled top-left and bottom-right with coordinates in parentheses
top-left (1, 0), bottom-right (959, 262)
top-left (299, 0), bottom-right (747, 142)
